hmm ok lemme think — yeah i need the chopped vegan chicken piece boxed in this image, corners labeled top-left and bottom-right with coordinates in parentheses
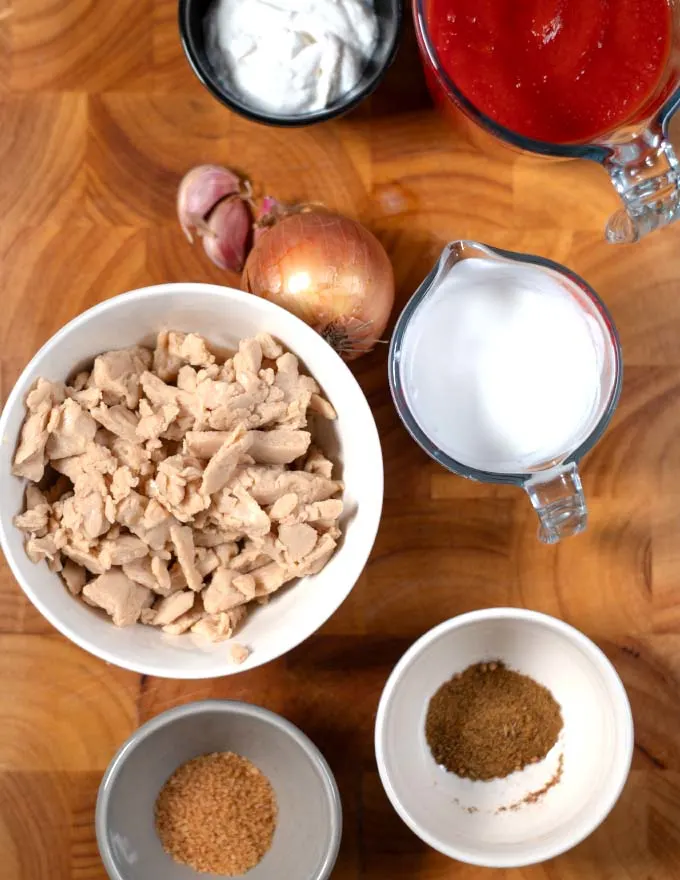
top-left (14, 488), bottom-right (51, 536)
top-left (248, 429), bottom-right (311, 465)
top-left (140, 607), bottom-right (157, 625)
top-left (70, 372), bottom-right (89, 392)
top-left (136, 400), bottom-right (180, 442)
top-left (203, 567), bottom-right (249, 613)
top-left (214, 542), bottom-right (239, 566)
top-left (168, 561), bottom-right (188, 591)
top-left (232, 572), bottom-right (257, 600)
top-left (111, 466), bottom-right (139, 502)
top-left (61, 490), bottom-right (108, 540)
top-left (151, 454), bottom-right (209, 523)
top-left (195, 547), bottom-right (220, 578)
top-left (191, 607), bottom-right (246, 643)
top-left (26, 378), bottom-right (66, 412)
top-left (309, 393), bottom-right (337, 420)
top-left (256, 333), bottom-right (283, 360)
top-left (92, 404), bottom-right (140, 442)
top-left (200, 426), bottom-right (252, 495)
top-left (12, 403), bottom-right (52, 482)
top-left (248, 561), bottom-right (290, 595)
top-left (99, 534), bottom-right (148, 568)
top-left (240, 467), bottom-right (341, 506)
top-left (61, 560), bottom-right (87, 596)
top-left (25, 534), bottom-right (61, 564)
top-left (277, 523), bottom-right (318, 562)
top-left (153, 590), bottom-right (195, 626)
top-left (92, 346), bottom-right (151, 409)
top-left (229, 642), bottom-right (250, 664)
top-left (229, 535), bottom-right (280, 572)
top-left (153, 331), bottom-right (185, 383)
top-left (168, 331), bottom-right (216, 368)
top-left (293, 533), bottom-right (337, 575)
top-left (82, 569), bottom-right (153, 626)
top-left (62, 544), bottom-right (106, 575)
top-left (280, 499), bottom-right (344, 526)
top-left (183, 430), bottom-right (230, 459)
top-left (111, 437), bottom-right (154, 475)
top-left (234, 338), bottom-right (262, 377)
top-left (162, 602), bottom-right (205, 634)
top-left (151, 555), bottom-right (173, 593)
top-left (170, 523), bottom-right (203, 591)
top-left (215, 485), bottom-right (271, 538)
top-left (140, 371), bottom-right (183, 409)
top-left (68, 384), bottom-right (101, 410)
top-left (12, 330), bottom-right (343, 653)
top-left (269, 493), bottom-right (299, 520)
top-left (45, 399), bottom-right (98, 459)
top-left (304, 446), bottom-right (334, 479)
top-left (123, 557), bottom-right (160, 591)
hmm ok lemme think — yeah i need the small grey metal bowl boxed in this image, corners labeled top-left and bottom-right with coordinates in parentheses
top-left (96, 701), bottom-right (342, 880)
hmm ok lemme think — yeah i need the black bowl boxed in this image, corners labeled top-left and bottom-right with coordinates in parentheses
top-left (178, 0), bottom-right (404, 127)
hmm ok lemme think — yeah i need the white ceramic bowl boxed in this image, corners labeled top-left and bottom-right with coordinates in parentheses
top-left (0, 283), bottom-right (383, 678)
top-left (375, 609), bottom-right (633, 868)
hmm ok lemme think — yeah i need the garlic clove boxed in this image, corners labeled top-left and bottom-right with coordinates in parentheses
top-left (177, 165), bottom-right (243, 242)
top-left (202, 197), bottom-right (252, 272)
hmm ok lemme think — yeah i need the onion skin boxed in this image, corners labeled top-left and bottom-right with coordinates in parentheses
top-left (242, 210), bottom-right (395, 360)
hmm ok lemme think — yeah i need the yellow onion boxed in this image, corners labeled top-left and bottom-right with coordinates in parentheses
top-left (242, 206), bottom-right (395, 360)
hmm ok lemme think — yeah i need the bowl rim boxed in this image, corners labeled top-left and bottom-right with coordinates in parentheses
top-left (0, 282), bottom-right (384, 678)
top-left (374, 607), bottom-right (635, 869)
top-left (177, 0), bottom-right (405, 127)
top-left (96, 699), bottom-right (343, 880)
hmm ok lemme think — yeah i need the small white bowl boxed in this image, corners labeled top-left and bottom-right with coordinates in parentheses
top-left (96, 700), bottom-right (342, 880)
top-left (0, 283), bottom-right (383, 678)
top-left (375, 609), bottom-right (633, 868)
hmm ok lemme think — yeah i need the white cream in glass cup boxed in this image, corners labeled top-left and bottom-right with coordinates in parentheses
top-left (389, 241), bottom-right (622, 544)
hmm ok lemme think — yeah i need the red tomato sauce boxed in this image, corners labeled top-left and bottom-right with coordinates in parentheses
top-left (425, 0), bottom-right (674, 143)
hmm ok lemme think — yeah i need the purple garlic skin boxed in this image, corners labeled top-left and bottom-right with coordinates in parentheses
top-left (177, 164), bottom-right (242, 242)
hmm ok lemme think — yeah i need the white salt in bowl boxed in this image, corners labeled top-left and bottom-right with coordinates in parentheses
top-left (375, 609), bottom-right (633, 868)
top-left (0, 283), bottom-right (383, 678)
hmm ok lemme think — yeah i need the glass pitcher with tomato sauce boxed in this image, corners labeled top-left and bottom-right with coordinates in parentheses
top-left (414, 0), bottom-right (680, 243)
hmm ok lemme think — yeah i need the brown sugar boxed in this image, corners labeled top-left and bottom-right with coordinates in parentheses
top-left (425, 661), bottom-right (563, 781)
top-left (155, 751), bottom-right (277, 875)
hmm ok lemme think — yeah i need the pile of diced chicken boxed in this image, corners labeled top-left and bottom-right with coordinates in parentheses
top-left (12, 330), bottom-right (342, 661)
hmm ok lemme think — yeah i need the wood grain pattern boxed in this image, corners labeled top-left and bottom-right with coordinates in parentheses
top-left (1, 3), bottom-right (680, 878)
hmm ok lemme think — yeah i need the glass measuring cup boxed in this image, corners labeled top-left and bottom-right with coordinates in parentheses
top-left (413, 0), bottom-right (680, 244)
top-left (388, 241), bottom-right (623, 544)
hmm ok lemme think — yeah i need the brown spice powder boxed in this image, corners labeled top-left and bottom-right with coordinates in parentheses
top-left (155, 751), bottom-right (277, 875)
top-left (497, 753), bottom-right (565, 812)
top-left (425, 661), bottom-right (563, 781)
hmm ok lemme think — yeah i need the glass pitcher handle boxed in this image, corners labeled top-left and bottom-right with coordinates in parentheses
top-left (524, 462), bottom-right (588, 545)
top-left (604, 128), bottom-right (680, 243)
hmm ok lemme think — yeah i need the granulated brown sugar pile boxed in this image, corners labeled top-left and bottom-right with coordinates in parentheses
top-left (155, 751), bottom-right (277, 875)
top-left (425, 661), bottom-right (563, 781)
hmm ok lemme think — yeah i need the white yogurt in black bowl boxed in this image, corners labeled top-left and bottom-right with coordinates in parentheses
top-left (179, 0), bottom-right (403, 126)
